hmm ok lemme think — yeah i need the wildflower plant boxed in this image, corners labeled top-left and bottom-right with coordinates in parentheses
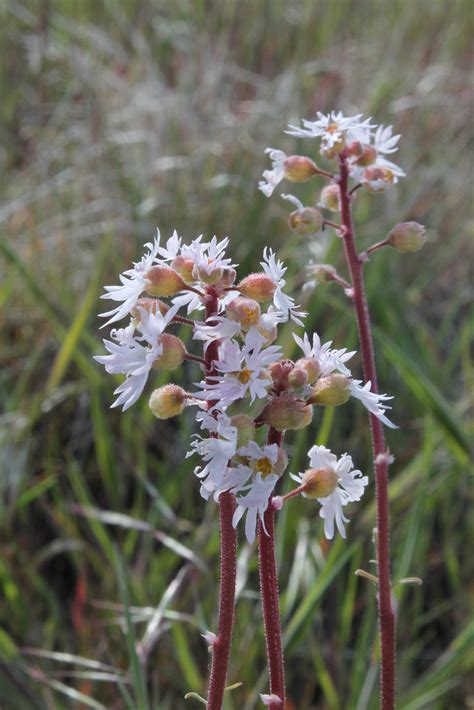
top-left (95, 111), bottom-right (425, 710)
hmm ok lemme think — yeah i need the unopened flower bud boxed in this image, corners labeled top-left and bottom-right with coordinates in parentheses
top-left (219, 267), bottom-right (237, 288)
top-left (238, 273), bottom-right (277, 302)
top-left (288, 367), bottom-right (309, 389)
top-left (387, 222), bottom-right (427, 253)
top-left (230, 414), bottom-right (256, 448)
top-left (145, 265), bottom-right (185, 297)
top-left (255, 319), bottom-right (278, 345)
top-left (153, 334), bottom-right (186, 370)
top-left (268, 360), bottom-right (294, 391)
top-left (308, 374), bottom-right (350, 406)
top-left (294, 357), bottom-right (320, 384)
top-left (226, 297), bottom-right (261, 330)
top-left (318, 184), bottom-right (341, 212)
top-left (362, 167), bottom-right (394, 193)
top-left (149, 384), bottom-right (187, 419)
top-left (263, 393), bottom-right (313, 431)
top-left (283, 155), bottom-right (320, 182)
top-left (309, 263), bottom-right (338, 285)
top-left (171, 255), bottom-right (195, 284)
top-left (132, 297), bottom-right (170, 318)
top-left (289, 207), bottom-right (324, 236)
top-left (347, 141), bottom-right (377, 166)
top-left (302, 467), bottom-right (338, 498)
top-left (193, 263), bottom-right (223, 285)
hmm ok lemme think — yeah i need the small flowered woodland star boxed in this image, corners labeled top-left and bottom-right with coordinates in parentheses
top-left (95, 227), bottom-right (395, 543)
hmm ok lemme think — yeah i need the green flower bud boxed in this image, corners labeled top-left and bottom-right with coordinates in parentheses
top-left (153, 334), bottom-right (186, 370)
top-left (145, 265), bottom-right (185, 297)
top-left (149, 385), bottom-right (187, 419)
top-left (387, 222), bottom-right (427, 253)
top-left (318, 184), bottom-right (341, 212)
top-left (289, 207), bottom-right (324, 236)
top-left (308, 374), bottom-right (350, 406)
top-left (230, 414), bottom-right (256, 449)
top-left (263, 394), bottom-right (313, 432)
top-left (302, 467), bottom-right (338, 498)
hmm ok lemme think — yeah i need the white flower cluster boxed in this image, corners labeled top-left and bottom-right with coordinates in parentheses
top-left (95, 230), bottom-right (395, 542)
top-left (260, 110), bottom-right (404, 197)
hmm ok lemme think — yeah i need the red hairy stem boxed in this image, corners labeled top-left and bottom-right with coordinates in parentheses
top-left (205, 290), bottom-right (238, 710)
top-left (258, 427), bottom-right (286, 710)
top-left (338, 157), bottom-right (396, 709)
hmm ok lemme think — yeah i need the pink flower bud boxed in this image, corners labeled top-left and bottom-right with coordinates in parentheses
top-left (132, 297), bottom-right (170, 318)
top-left (387, 221), bottom-right (427, 252)
top-left (263, 393), bottom-right (313, 431)
top-left (149, 384), bottom-right (187, 419)
top-left (268, 360), bottom-right (294, 391)
top-left (308, 374), bottom-right (350, 406)
top-left (289, 207), bottom-right (324, 236)
top-left (226, 297), bottom-right (261, 330)
top-left (219, 267), bottom-right (237, 288)
top-left (294, 357), bottom-right (320, 384)
top-left (153, 334), bottom-right (186, 370)
top-left (193, 263), bottom-right (223, 285)
top-left (302, 467), bottom-right (338, 498)
top-left (145, 265), bottom-right (185, 297)
top-left (347, 140), bottom-right (377, 166)
top-left (171, 255), bottom-right (195, 284)
top-left (283, 155), bottom-right (320, 182)
top-left (288, 366), bottom-right (309, 389)
top-left (318, 184), bottom-right (341, 212)
top-left (238, 273), bottom-right (277, 302)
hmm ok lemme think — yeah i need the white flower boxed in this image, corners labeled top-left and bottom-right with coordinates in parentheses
top-left (291, 445), bottom-right (368, 539)
top-left (259, 148), bottom-right (287, 197)
top-left (99, 232), bottom-right (163, 327)
top-left (196, 336), bottom-right (281, 409)
top-left (348, 379), bottom-right (397, 429)
top-left (261, 248), bottom-right (306, 325)
top-left (193, 316), bottom-right (241, 347)
top-left (188, 412), bottom-right (239, 498)
top-left (373, 124), bottom-right (401, 155)
top-left (94, 305), bottom-right (178, 411)
top-left (183, 235), bottom-right (234, 278)
top-left (155, 228), bottom-right (182, 262)
top-left (286, 111), bottom-right (374, 144)
top-left (232, 472), bottom-right (279, 543)
top-left (293, 332), bottom-right (355, 377)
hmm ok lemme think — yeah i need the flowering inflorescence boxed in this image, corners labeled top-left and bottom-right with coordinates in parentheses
top-left (95, 227), bottom-right (395, 545)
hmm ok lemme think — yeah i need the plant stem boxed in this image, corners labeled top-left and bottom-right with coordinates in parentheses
top-left (204, 290), bottom-right (238, 710)
top-left (338, 156), bottom-right (396, 710)
top-left (258, 427), bottom-right (285, 710)
top-left (207, 490), bottom-right (237, 710)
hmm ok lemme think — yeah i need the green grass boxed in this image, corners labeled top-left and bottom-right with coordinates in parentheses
top-left (0, 1), bottom-right (472, 708)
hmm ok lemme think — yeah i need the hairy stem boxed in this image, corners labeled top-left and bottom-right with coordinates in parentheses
top-left (205, 290), bottom-right (238, 710)
top-left (338, 156), bottom-right (396, 710)
top-left (258, 427), bottom-right (285, 709)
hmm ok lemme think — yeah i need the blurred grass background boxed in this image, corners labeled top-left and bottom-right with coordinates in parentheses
top-left (0, 0), bottom-right (472, 708)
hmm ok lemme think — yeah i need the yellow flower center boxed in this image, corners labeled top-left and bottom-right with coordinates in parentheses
top-left (238, 368), bottom-right (252, 384)
top-left (256, 457), bottom-right (274, 478)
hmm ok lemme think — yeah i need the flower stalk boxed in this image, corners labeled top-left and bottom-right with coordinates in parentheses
top-left (258, 427), bottom-right (285, 710)
top-left (338, 155), bottom-right (396, 710)
top-left (204, 292), bottom-right (238, 710)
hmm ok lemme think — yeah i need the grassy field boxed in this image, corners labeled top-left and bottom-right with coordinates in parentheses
top-left (0, 1), bottom-right (472, 708)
